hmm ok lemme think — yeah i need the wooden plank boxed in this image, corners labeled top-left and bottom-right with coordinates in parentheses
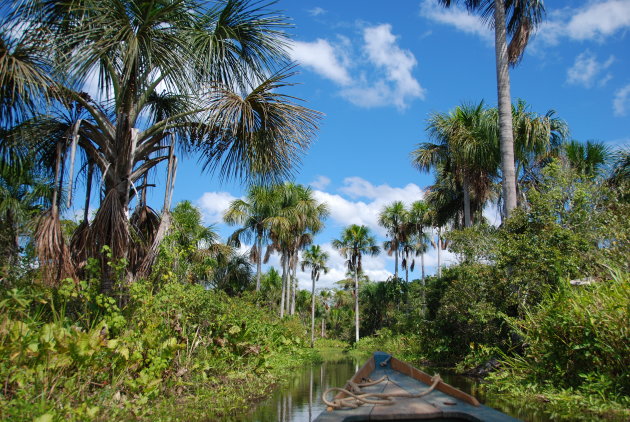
top-left (370, 381), bottom-right (442, 420)
top-left (390, 357), bottom-right (480, 407)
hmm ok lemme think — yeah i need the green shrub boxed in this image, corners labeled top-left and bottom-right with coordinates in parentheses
top-left (505, 272), bottom-right (629, 398)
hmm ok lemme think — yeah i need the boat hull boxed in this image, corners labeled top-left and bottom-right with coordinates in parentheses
top-left (315, 351), bottom-right (520, 421)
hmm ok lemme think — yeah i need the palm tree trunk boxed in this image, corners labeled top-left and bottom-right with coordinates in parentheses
top-left (354, 268), bottom-right (360, 343)
top-left (255, 235), bottom-right (262, 291)
top-left (394, 246), bottom-right (399, 279)
top-left (421, 252), bottom-right (426, 314)
top-left (421, 252), bottom-right (425, 282)
top-left (280, 255), bottom-right (286, 318)
top-left (494, 0), bottom-right (518, 217)
top-left (437, 228), bottom-right (442, 278)
top-left (463, 176), bottom-right (471, 227)
top-left (311, 274), bottom-right (316, 347)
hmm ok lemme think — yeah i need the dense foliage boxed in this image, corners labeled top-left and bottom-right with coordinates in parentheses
top-left (0, 276), bottom-right (313, 421)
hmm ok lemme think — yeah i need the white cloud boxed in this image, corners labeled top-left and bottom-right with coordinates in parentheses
top-left (309, 175), bottom-right (331, 190)
top-left (566, 0), bottom-right (630, 41)
top-left (197, 191), bottom-right (238, 224)
top-left (308, 7), bottom-right (326, 17)
top-left (313, 177), bottom-right (425, 236)
top-left (292, 24), bottom-right (423, 109)
top-left (419, 0), bottom-right (492, 41)
top-left (349, 24), bottom-right (425, 109)
top-left (613, 83), bottom-right (630, 116)
top-left (288, 39), bottom-right (352, 86)
top-left (566, 50), bottom-right (615, 87)
top-left (538, 1), bottom-right (630, 45)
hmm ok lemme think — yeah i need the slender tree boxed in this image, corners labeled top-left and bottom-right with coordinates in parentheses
top-left (378, 201), bottom-right (407, 277)
top-left (332, 224), bottom-right (380, 343)
top-left (437, 0), bottom-right (546, 218)
top-left (224, 185), bottom-right (276, 291)
top-left (267, 183), bottom-right (328, 317)
top-left (301, 245), bottom-right (329, 347)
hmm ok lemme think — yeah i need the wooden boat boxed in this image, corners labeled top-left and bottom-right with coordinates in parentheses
top-left (315, 351), bottom-right (520, 421)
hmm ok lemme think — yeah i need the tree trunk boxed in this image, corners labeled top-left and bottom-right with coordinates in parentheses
top-left (354, 268), bottom-right (360, 343)
top-left (394, 244), bottom-right (399, 279)
top-left (494, 0), bottom-right (518, 218)
top-left (255, 235), bottom-right (262, 291)
top-left (280, 255), bottom-right (286, 318)
top-left (421, 253), bottom-right (426, 314)
top-left (437, 228), bottom-right (442, 278)
top-left (310, 274), bottom-right (315, 347)
top-left (463, 176), bottom-right (471, 227)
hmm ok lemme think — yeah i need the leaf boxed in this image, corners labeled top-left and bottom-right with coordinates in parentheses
top-left (33, 413), bottom-right (54, 422)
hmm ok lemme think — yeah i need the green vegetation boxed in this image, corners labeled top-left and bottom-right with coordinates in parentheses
top-left (1, 0), bottom-right (628, 420)
top-left (0, 276), bottom-right (316, 421)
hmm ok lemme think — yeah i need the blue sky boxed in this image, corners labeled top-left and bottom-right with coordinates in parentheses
top-left (120, 0), bottom-right (630, 289)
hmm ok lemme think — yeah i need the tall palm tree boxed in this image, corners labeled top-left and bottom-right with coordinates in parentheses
top-left (267, 183), bottom-right (328, 317)
top-left (403, 200), bottom-right (431, 284)
top-left (332, 224), bottom-right (380, 343)
top-left (301, 245), bottom-right (329, 347)
top-left (438, 0), bottom-right (546, 218)
top-left (378, 201), bottom-right (407, 278)
top-left (412, 102), bottom-right (498, 227)
top-left (224, 185), bottom-right (276, 291)
top-left (8, 0), bottom-right (322, 293)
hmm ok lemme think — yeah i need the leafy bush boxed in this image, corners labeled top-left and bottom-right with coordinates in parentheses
top-left (505, 272), bottom-right (629, 398)
top-left (0, 279), bottom-right (313, 421)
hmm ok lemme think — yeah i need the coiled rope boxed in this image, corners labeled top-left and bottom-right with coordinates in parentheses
top-left (322, 374), bottom-right (442, 410)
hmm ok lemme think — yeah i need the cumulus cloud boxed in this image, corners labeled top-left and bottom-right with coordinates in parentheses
top-left (288, 39), bottom-right (352, 86)
top-left (566, 0), bottom-right (630, 40)
top-left (339, 24), bottom-right (425, 109)
top-left (309, 175), bottom-right (331, 190)
top-left (291, 24), bottom-right (423, 109)
top-left (313, 177), bottom-right (425, 236)
top-left (566, 51), bottom-right (615, 87)
top-left (613, 83), bottom-right (630, 116)
top-left (197, 191), bottom-right (238, 224)
top-left (538, 1), bottom-right (630, 45)
top-left (418, 0), bottom-right (491, 40)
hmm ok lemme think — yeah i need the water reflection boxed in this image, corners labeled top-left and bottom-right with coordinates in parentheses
top-left (237, 351), bottom-right (364, 422)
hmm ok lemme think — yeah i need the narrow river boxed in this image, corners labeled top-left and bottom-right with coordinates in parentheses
top-left (234, 351), bottom-right (557, 422)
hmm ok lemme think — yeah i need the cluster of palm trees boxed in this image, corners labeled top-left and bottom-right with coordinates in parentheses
top-left (224, 183), bottom-right (329, 319)
top-left (411, 100), bottom-right (568, 230)
top-left (0, 0), bottom-right (321, 290)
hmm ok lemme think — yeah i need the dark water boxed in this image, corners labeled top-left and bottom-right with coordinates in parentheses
top-left (235, 351), bottom-right (557, 422)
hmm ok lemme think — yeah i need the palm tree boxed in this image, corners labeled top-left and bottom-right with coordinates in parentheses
top-left (412, 102), bottom-right (498, 227)
top-left (508, 100), bottom-right (568, 204)
top-left (437, 0), bottom-right (546, 218)
top-left (564, 140), bottom-right (611, 178)
top-left (267, 183), bottom-right (328, 317)
top-left (332, 224), bottom-right (380, 343)
top-left (402, 200), bottom-right (431, 285)
top-left (8, 0), bottom-right (322, 293)
top-left (378, 201), bottom-right (407, 278)
top-left (224, 185), bottom-right (276, 291)
top-left (301, 245), bottom-right (329, 347)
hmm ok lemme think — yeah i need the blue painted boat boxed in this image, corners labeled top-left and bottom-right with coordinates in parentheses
top-left (315, 351), bottom-right (520, 421)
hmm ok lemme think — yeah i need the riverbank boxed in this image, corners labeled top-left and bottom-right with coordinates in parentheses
top-left (0, 281), bottom-right (318, 421)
